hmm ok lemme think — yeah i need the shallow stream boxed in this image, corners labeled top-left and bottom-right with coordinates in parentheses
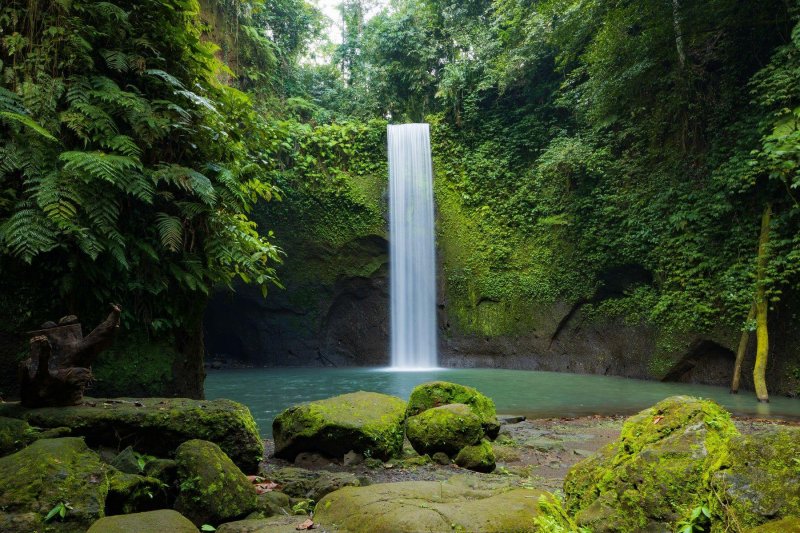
top-left (204, 367), bottom-right (800, 437)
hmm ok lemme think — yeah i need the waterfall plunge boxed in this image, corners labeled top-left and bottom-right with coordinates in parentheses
top-left (388, 124), bottom-right (438, 369)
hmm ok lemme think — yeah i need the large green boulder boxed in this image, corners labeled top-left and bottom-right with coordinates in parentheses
top-left (0, 397), bottom-right (263, 472)
top-left (272, 391), bottom-right (406, 461)
top-left (564, 395), bottom-right (738, 532)
top-left (174, 439), bottom-right (257, 526)
top-left (711, 428), bottom-right (800, 530)
top-left (406, 403), bottom-right (483, 456)
top-left (86, 509), bottom-right (198, 532)
top-left (314, 477), bottom-right (544, 532)
top-left (406, 381), bottom-right (501, 439)
top-left (0, 437), bottom-right (109, 532)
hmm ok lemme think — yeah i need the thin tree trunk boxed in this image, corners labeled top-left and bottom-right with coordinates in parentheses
top-left (753, 204), bottom-right (772, 403)
top-left (671, 0), bottom-right (686, 68)
top-left (730, 301), bottom-right (755, 393)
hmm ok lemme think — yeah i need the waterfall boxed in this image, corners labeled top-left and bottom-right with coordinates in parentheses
top-left (388, 123), bottom-right (438, 369)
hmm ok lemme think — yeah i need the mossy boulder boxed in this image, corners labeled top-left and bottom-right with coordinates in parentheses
top-left (711, 428), bottom-right (800, 530)
top-left (564, 395), bottom-right (738, 532)
top-left (174, 439), bottom-right (257, 526)
top-left (216, 516), bottom-right (303, 532)
top-left (272, 391), bottom-right (406, 461)
top-left (406, 381), bottom-right (500, 439)
top-left (106, 470), bottom-right (169, 514)
top-left (747, 517), bottom-right (800, 532)
top-left (256, 491), bottom-right (291, 517)
top-left (0, 397), bottom-right (263, 472)
top-left (406, 403), bottom-right (483, 456)
top-left (0, 416), bottom-right (35, 456)
top-left (86, 509), bottom-right (198, 532)
top-left (455, 440), bottom-right (496, 473)
top-left (0, 437), bottom-right (109, 532)
top-left (314, 477), bottom-right (544, 532)
top-left (143, 458), bottom-right (178, 486)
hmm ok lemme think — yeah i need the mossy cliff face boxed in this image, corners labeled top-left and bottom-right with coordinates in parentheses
top-left (272, 391), bottom-right (406, 461)
top-left (204, 121), bottom-right (391, 368)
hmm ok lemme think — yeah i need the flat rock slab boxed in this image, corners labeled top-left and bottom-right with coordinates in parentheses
top-left (314, 476), bottom-right (543, 532)
top-left (0, 397), bottom-right (263, 472)
top-left (87, 510), bottom-right (198, 532)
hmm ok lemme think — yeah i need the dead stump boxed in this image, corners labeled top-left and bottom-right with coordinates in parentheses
top-left (19, 305), bottom-right (121, 407)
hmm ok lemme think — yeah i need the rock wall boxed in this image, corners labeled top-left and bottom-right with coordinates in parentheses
top-left (202, 120), bottom-right (800, 399)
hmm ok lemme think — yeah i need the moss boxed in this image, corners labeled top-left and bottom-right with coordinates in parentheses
top-left (710, 428), bottom-right (800, 531)
top-left (91, 335), bottom-right (176, 397)
top-left (272, 391), bottom-right (406, 461)
top-left (746, 517), bottom-right (800, 532)
top-left (86, 510), bottom-right (198, 533)
top-left (564, 396), bottom-right (738, 532)
top-left (105, 470), bottom-right (168, 515)
top-left (405, 403), bottom-right (483, 457)
top-left (174, 439), bottom-right (257, 526)
top-left (0, 437), bottom-right (109, 532)
top-left (406, 381), bottom-right (500, 439)
top-left (455, 440), bottom-right (496, 473)
top-left (0, 397), bottom-right (264, 473)
top-left (0, 416), bottom-right (35, 456)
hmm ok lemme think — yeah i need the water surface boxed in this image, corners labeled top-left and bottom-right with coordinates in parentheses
top-left (204, 367), bottom-right (800, 437)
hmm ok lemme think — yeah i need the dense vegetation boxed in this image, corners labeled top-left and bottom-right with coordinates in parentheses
top-left (293, 0), bottom-right (800, 396)
top-left (1, 0), bottom-right (799, 397)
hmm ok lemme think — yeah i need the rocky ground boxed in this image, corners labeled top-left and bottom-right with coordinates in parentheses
top-left (260, 414), bottom-right (800, 493)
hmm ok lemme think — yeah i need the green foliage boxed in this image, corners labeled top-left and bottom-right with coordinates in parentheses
top-left (44, 501), bottom-right (72, 523)
top-left (0, 0), bottom-right (287, 343)
top-left (676, 505), bottom-right (711, 533)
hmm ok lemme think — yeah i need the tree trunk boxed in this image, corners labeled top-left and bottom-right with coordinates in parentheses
top-left (753, 204), bottom-right (772, 403)
top-left (172, 310), bottom-right (206, 400)
top-left (730, 301), bottom-right (755, 393)
top-left (671, 0), bottom-right (686, 68)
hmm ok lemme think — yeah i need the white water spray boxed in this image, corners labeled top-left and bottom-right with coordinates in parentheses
top-left (388, 124), bottom-right (438, 369)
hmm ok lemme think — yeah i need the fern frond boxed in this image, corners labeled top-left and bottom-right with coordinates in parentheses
top-left (0, 112), bottom-right (57, 141)
top-left (0, 87), bottom-right (26, 114)
top-left (60, 151), bottom-right (142, 183)
top-left (0, 206), bottom-right (59, 262)
top-left (100, 135), bottom-right (142, 157)
top-left (100, 49), bottom-right (130, 72)
top-left (153, 164), bottom-right (217, 205)
top-left (155, 212), bottom-right (183, 252)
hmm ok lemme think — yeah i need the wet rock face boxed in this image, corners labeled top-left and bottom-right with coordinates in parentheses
top-left (272, 391), bottom-right (406, 461)
top-left (204, 235), bottom-right (390, 368)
